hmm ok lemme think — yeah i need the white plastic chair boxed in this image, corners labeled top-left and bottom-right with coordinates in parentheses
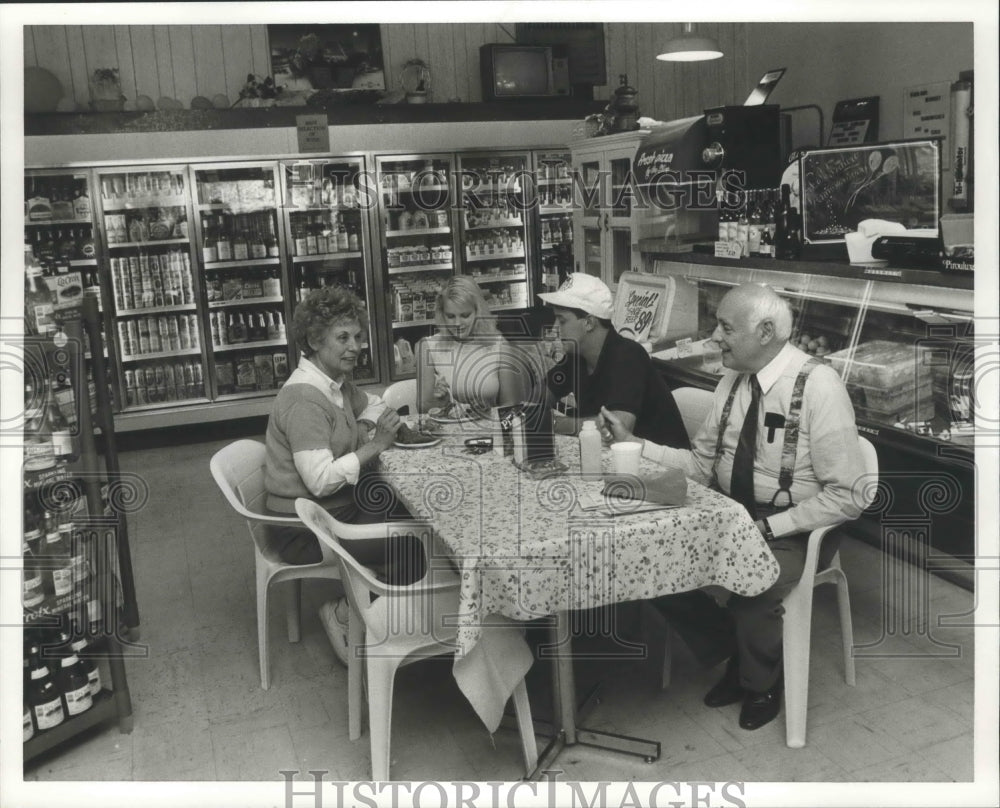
top-left (671, 386), bottom-right (714, 441)
top-left (295, 498), bottom-right (538, 781)
top-left (210, 439), bottom-right (343, 690)
top-left (656, 434), bottom-right (878, 748)
top-left (382, 379), bottom-right (417, 414)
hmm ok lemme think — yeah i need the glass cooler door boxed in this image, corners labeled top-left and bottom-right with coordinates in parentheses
top-left (374, 153), bottom-right (457, 380)
top-left (532, 150), bottom-right (574, 294)
top-left (456, 151), bottom-right (531, 312)
top-left (94, 165), bottom-right (205, 410)
top-left (192, 162), bottom-right (290, 401)
top-left (279, 157), bottom-right (377, 384)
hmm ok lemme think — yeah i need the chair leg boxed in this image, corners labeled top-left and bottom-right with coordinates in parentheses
top-left (366, 654), bottom-right (401, 781)
top-left (781, 586), bottom-right (813, 749)
top-left (286, 579), bottom-right (302, 643)
top-left (639, 602), bottom-right (672, 690)
top-left (347, 609), bottom-right (365, 741)
top-left (255, 558), bottom-right (272, 690)
top-left (833, 571), bottom-right (856, 686)
top-left (510, 679), bottom-right (538, 775)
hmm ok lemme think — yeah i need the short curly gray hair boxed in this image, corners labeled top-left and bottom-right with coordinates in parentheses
top-left (292, 285), bottom-right (369, 357)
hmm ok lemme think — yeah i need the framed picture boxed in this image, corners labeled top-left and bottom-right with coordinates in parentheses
top-left (268, 24), bottom-right (385, 95)
top-left (799, 139), bottom-right (941, 244)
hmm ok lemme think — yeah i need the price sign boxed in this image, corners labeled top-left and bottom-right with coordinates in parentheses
top-left (296, 114), bottom-right (329, 153)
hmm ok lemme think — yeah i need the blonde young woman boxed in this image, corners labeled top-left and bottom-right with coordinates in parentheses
top-left (416, 276), bottom-right (526, 415)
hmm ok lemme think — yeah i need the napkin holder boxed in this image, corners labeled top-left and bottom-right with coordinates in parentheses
top-left (492, 405), bottom-right (517, 457)
top-left (602, 467), bottom-right (688, 506)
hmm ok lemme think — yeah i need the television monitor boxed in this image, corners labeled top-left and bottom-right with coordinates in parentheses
top-left (481, 44), bottom-right (565, 101)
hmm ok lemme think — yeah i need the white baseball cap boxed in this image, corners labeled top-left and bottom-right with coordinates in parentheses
top-left (537, 273), bottom-right (614, 320)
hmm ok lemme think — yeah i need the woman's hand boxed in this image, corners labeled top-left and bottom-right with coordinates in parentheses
top-left (599, 406), bottom-right (637, 444)
top-left (370, 407), bottom-right (401, 451)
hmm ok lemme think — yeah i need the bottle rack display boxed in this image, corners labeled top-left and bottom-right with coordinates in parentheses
top-left (193, 164), bottom-right (292, 399)
top-left (376, 154), bottom-right (457, 377)
top-left (532, 150), bottom-right (574, 293)
top-left (281, 158), bottom-right (376, 383)
top-left (457, 152), bottom-right (532, 311)
top-left (21, 296), bottom-right (136, 759)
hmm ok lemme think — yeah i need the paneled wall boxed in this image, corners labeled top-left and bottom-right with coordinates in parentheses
top-left (25, 23), bottom-right (749, 121)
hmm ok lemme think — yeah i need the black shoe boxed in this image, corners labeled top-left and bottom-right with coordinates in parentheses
top-left (738, 679), bottom-right (783, 730)
top-left (703, 657), bottom-right (744, 708)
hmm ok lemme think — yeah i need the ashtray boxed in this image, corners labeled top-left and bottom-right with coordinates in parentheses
top-left (513, 457), bottom-right (568, 479)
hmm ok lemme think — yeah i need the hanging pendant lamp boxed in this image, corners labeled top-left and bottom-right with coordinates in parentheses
top-left (656, 23), bottom-right (723, 62)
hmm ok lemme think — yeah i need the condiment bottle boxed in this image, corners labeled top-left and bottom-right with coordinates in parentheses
top-left (26, 644), bottom-right (65, 731)
top-left (579, 420), bottom-right (603, 480)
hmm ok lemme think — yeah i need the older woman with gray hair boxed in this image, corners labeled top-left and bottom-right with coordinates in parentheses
top-left (264, 285), bottom-right (421, 663)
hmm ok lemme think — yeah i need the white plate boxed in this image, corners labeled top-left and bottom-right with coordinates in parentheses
top-left (393, 436), bottom-right (442, 449)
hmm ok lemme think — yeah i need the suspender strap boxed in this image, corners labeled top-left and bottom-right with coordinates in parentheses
top-left (769, 358), bottom-right (820, 508)
top-left (709, 374), bottom-right (743, 491)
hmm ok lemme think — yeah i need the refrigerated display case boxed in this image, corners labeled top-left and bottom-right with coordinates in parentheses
top-left (374, 153), bottom-right (457, 379)
top-left (93, 165), bottom-right (205, 411)
top-left (191, 163), bottom-right (291, 401)
top-left (644, 252), bottom-right (976, 585)
top-left (456, 151), bottom-right (532, 311)
top-left (532, 150), bottom-right (574, 294)
top-left (279, 157), bottom-right (377, 383)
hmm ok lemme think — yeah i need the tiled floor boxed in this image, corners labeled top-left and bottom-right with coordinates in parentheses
top-left (24, 423), bottom-right (978, 784)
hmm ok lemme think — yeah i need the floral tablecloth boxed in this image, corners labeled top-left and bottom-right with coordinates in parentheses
top-left (381, 425), bottom-right (780, 658)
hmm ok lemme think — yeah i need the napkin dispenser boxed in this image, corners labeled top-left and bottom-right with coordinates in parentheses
top-left (493, 402), bottom-right (555, 462)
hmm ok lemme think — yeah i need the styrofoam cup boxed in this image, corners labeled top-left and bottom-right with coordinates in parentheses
top-left (610, 442), bottom-right (642, 475)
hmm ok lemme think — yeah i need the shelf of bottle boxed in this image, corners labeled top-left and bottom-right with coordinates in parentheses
top-left (213, 338), bottom-right (287, 353)
top-left (121, 347), bottom-right (202, 362)
top-left (288, 205), bottom-right (359, 214)
top-left (387, 262), bottom-right (454, 275)
top-left (465, 250), bottom-right (525, 262)
top-left (468, 272), bottom-right (527, 283)
top-left (540, 241), bottom-right (573, 250)
top-left (393, 317), bottom-right (437, 329)
top-left (535, 177), bottom-right (572, 186)
top-left (101, 194), bottom-right (187, 211)
top-left (213, 389), bottom-right (283, 402)
top-left (25, 217), bottom-right (94, 226)
top-left (116, 303), bottom-right (197, 317)
top-left (385, 227), bottom-right (452, 238)
top-left (539, 205), bottom-right (573, 215)
top-left (122, 395), bottom-right (211, 412)
top-left (23, 690), bottom-right (119, 761)
top-left (461, 183), bottom-right (523, 193)
top-left (202, 257), bottom-right (281, 270)
top-left (291, 251), bottom-right (363, 262)
top-left (198, 203), bottom-right (276, 212)
top-left (208, 296), bottom-right (284, 308)
top-left (464, 220), bottom-right (524, 231)
top-left (23, 582), bottom-right (91, 626)
top-left (108, 238), bottom-right (189, 249)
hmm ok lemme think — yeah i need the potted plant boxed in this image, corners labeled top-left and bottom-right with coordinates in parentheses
top-left (89, 67), bottom-right (124, 112)
top-left (236, 74), bottom-right (283, 107)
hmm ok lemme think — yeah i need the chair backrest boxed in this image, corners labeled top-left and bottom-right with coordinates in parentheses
top-left (671, 386), bottom-right (714, 441)
top-left (856, 436), bottom-right (879, 509)
top-left (382, 379), bottom-right (417, 414)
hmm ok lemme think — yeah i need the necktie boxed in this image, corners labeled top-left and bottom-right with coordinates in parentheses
top-left (730, 374), bottom-right (762, 519)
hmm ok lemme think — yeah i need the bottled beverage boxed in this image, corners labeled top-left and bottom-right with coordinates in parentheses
top-left (26, 644), bottom-right (65, 731)
top-left (228, 312), bottom-right (248, 343)
top-left (24, 261), bottom-right (56, 337)
top-left (24, 383), bottom-right (56, 472)
top-left (292, 216), bottom-right (308, 256)
top-left (774, 184), bottom-right (803, 260)
top-left (747, 191), bottom-right (762, 256)
top-left (43, 510), bottom-right (74, 597)
top-left (77, 226), bottom-right (96, 259)
top-left (348, 223), bottom-right (360, 252)
top-left (22, 538), bottom-right (45, 608)
top-left (232, 215), bottom-right (249, 261)
top-left (263, 268), bottom-right (281, 298)
top-left (69, 636), bottom-right (102, 696)
top-left (24, 701), bottom-right (35, 742)
top-left (249, 312), bottom-right (267, 342)
top-left (54, 634), bottom-right (94, 717)
top-left (215, 215), bottom-right (232, 261)
top-left (266, 311), bottom-right (279, 340)
top-left (579, 420), bottom-right (602, 480)
top-left (275, 311), bottom-right (286, 339)
top-left (337, 218), bottom-right (349, 251)
top-left (201, 217), bottom-right (217, 263)
top-left (47, 380), bottom-right (73, 461)
top-left (265, 215), bottom-right (280, 257)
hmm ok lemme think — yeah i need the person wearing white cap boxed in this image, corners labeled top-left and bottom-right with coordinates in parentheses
top-left (537, 273), bottom-right (688, 449)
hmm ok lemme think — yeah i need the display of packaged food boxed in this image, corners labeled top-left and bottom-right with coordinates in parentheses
top-left (855, 396), bottom-right (936, 425)
top-left (846, 379), bottom-right (934, 418)
top-left (826, 339), bottom-right (931, 389)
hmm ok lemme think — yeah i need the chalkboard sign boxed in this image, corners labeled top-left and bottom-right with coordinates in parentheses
top-left (800, 139), bottom-right (940, 244)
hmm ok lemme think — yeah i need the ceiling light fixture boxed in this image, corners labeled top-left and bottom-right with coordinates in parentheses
top-left (656, 23), bottom-right (724, 62)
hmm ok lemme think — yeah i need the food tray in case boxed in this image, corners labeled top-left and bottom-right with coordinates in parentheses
top-left (855, 397), bottom-right (936, 425)
top-left (846, 379), bottom-right (933, 415)
top-left (826, 339), bottom-right (931, 388)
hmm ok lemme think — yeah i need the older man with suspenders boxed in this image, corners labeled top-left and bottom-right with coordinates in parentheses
top-left (602, 282), bottom-right (867, 731)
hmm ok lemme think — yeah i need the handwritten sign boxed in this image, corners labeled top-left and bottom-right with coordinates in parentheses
top-left (296, 114), bottom-right (329, 153)
top-left (903, 82), bottom-right (951, 168)
top-left (613, 278), bottom-right (664, 343)
top-left (800, 140), bottom-right (940, 243)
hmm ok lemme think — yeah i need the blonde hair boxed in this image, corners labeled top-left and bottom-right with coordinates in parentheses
top-left (434, 276), bottom-right (498, 337)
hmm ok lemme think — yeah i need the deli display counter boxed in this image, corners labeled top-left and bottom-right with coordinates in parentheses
top-left (644, 252), bottom-right (977, 588)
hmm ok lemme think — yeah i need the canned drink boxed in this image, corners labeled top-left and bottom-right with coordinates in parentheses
top-left (168, 316), bottom-right (180, 351)
top-left (126, 320), bottom-right (140, 356)
top-left (125, 386), bottom-right (137, 407)
top-left (146, 316), bottom-right (161, 353)
top-left (179, 315), bottom-right (192, 350)
top-left (154, 364), bottom-right (165, 386)
top-left (117, 322), bottom-right (131, 357)
top-left (135, 384), bottom-right (147, 406)
top-left (187, 315), bottom-right (200, 349)
top-left (164, 363), bottom-right (175, 387)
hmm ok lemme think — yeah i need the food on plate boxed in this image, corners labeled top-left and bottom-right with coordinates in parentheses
top-left (395, 423), bottom-right (439, 445)
top-left (428, 400), bottom-right (472, 420)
